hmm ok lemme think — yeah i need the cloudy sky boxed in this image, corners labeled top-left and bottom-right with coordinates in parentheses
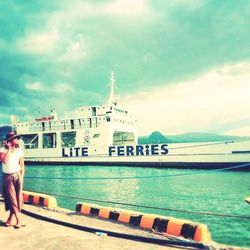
top-left (0, 0), bottom-right (250, 136)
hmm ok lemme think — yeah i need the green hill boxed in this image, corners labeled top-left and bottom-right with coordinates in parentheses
top-left (138, 131), bottom-right (173, 144)
top-left (138, 131), bottom-right (250, 144)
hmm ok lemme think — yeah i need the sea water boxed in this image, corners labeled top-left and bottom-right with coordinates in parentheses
top-left (3, 165), bottom-right (250, 247)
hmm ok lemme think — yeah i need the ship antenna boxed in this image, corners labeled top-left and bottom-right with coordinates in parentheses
top-left (108, 71), bottom-right (117, 105)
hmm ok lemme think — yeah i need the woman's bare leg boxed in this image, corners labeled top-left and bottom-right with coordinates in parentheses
top-left (5, 212), bottom-right (13, 226)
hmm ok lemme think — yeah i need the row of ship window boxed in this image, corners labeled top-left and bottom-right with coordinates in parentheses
top-left (21, 131), bottom-right (100, 149)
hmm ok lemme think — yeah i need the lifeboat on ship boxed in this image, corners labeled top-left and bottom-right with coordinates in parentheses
top-left (35, 115), bottom-right (55, 122)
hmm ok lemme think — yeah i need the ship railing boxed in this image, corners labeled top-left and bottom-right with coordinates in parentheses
top-left (26, 119), bottom-right (101, 133)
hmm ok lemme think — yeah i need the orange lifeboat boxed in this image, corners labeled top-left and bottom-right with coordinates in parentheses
top-left (35, 115), bottom-right (55, 122)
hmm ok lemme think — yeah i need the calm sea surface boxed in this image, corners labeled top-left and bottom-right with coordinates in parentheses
top-left (3, 165), bottom-right (250, 247)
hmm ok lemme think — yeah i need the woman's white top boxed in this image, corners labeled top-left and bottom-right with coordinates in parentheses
top-left (0, 147), bottom-right (23, 174)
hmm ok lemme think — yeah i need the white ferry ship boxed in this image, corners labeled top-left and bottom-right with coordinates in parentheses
top-left (10, 73), bottom-right (250, 170)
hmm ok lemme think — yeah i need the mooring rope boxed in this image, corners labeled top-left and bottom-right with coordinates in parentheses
top-left (168, 138), bottom-right (250, 150)
top-left (21, 206), bottom-right (207, 249)
top-left (25, 189), bottom-right (250, 219)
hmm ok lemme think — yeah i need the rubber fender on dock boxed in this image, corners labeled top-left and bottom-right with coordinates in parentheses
top-left (75, 202), bottom-right (211, 242)
top-left (23, 191), bottom-right (57, 209)
top-left (118, 209), bottom-right (141, 223)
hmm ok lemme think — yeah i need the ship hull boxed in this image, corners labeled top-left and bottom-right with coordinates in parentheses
top-left (23, 140), bottom-right (250, 171)
top-left (24, 159), bottom-right (250, 170)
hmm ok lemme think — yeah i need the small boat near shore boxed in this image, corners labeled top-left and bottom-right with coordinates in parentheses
top-left (9, 73), bottom-right (250, 170)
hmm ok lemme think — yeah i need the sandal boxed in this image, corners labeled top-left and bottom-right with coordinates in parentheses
top-left (5, 222), bottom-right (11, 227)
top-left (14, 224), bottom-right (26, 229)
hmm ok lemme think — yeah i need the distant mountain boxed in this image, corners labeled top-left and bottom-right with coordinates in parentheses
top-left (166, 132), bottom-right (250, 143)
top-left (0, 126), bottom-right (12, 141)
top-left (138, 131), bottom-right (173, 144)
top-left (138, 131), bottom-right (250, 144)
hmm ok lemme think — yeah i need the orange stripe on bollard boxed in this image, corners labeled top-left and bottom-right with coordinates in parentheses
top-left (194, 224), bottom-right (211, 242)
top-left (118, 210), bottom-right (132, 223)
top-left (75, 202), bottom-right (211, 243)
top-left (166, 219), bottom-right (183, 236)
top-left (33, 196), bottom-right (40, 204)
top-left (43, 198), bottom-right (49, 207)
top-left (140, 214), bottom-right (155, 229)
top-left (99, 207), bottom-right (111, 219)
top-left (23, 193), bottom-right (29, 202)
top-left (81, 204), bottom-right (91, 214)
top-left (22, 191), bottom-right (57, 209)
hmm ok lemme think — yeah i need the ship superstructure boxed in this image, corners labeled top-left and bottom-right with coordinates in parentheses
top-left (12, 72), bottom-right (137, 159)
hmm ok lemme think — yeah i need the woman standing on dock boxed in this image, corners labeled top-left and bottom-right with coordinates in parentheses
top-left (0, 132), bottom-right (25, 228)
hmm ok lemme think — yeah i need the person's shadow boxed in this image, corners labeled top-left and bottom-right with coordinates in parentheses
top-left (0, 220), bottom-right (7, 227)
top-left (0, 197), bottom-right (7, 227)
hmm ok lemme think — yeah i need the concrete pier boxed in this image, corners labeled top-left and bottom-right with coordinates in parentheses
top-left (0, 200), bottom-right (193, 250)
top-left (1, 199), bottom-right (248, 250)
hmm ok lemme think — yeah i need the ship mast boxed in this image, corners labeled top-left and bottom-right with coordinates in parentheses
top-left (107, 71), bottom-right (117, 105)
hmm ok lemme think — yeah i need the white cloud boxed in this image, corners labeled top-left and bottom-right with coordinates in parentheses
top-left (25, 81), bottom-right (44, 91)
top-left (105, 0), bottom-right (147, 16)
top-left (225, 126), bottom-right (250, 136)
top-left (120, 62), bottom-right (250, 136)
top-left (52, 83), bottom-right (73, 94)
top-left (18, 30), bottom-right (59, 54)
top-left (26, 81), bottom-right (73, 95)
top-left (58, 40), bottom-right (87, 62)
top-left (15, 0), bottom-right (151, 59)
top-left (218, 62), bottom-right (250, 75)
top-left (47, 0), bottom-right (150, 29)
